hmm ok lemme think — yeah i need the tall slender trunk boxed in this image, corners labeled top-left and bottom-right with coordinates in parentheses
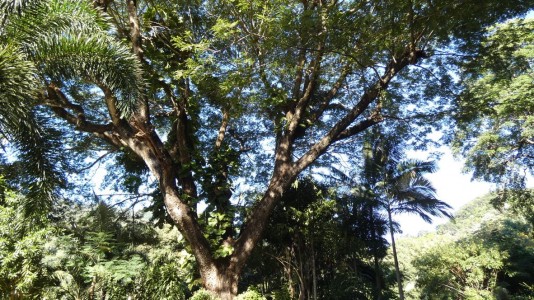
top-left (296, 240), bottom-right (307, 300)
top-left (373, 255), bottom-right (383, 300)
top-left (311, 239), bottom-right (317, 300)
top-left (387, 207), bottom-right (404, 300)
top-left (284, 247), bottom-right (296, 299)
top-left (369, 206), bottom-right (383, 300)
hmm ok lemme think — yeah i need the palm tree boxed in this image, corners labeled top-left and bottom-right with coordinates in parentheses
top-left (0, 0), bottom-right (142, 209)
top-left (364, 139), bottom-right (452, 300)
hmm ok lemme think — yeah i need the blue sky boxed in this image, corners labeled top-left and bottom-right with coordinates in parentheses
top-left (397, 147), bottom-right (532, 236)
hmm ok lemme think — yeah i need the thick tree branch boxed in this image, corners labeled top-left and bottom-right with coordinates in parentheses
top-left (44, 85), bottom-right (131, 152)
top-left (127, 0), bottom-right (143, 59)
top-left (291, 48), bottom-right (307, 100)
top-left (100, 85), bottom-right (123, 126)
top-left (48, 105), bottom-right (114, 134)
top-left (231, 168), bottom-right (296, 275)
top-left (289, 48), bottom-right (323, 126)
top-left (127, 0), bottom-right (150, 122)
top-left (46, 83), bottom-right (85, 117)
top-left (172, 82), bottom-right (198, 200)
top-left (294, 49), bottom-right (426, 173)
top-left (215, 109), bottom-right (230, 150)
top-left (286, 3), bottom-right (328, 140)
top-left (334, 118), bottom-right (382, 141)
top-left (45, 84), bottom-right (115, 134)
top-left (307, 64), bottom-right (352, 124)
top-left (229, 32), bottom-right (325, 262)
top-left (122, 137), bottom-right (216, 283)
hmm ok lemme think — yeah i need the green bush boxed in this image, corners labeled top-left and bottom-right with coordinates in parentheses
top-left (190, 289), bottom-right (220, 300)
top-left (270, 288), bottom-right (292, 300)
top-left (236, 287), bottom-right (266, 300)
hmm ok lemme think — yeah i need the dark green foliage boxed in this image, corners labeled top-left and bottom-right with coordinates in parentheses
top-left (191, 289), bottom-right (221, 300)
top-left (0, 189), bottom-right (52, 299)
top-left (489, 189), bottom-right (534, 226)
top-left (242, 178), bottom-right (394, 299)
top-left (236, 288), bottom-right (266, 300)
top-left (0, 45), bottom-right (63, 212)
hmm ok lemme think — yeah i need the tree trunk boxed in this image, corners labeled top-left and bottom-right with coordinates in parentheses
top-left (369, 206), bottom-right (383, 300)
top-left (311, 240), bottom-right (317, 300)
top-left (296, 242), bottom-right (307, 300)
top-left (387, 208), bottom-right (405, 300)
top-left (284, 248), bottom-right (296, 299)
top-left (119, 53), bottom-right (414, 296)
top-left (373, 255), bottom-right (383, 300)
top-left (45, 37), bottom-right (415, 300)
top-left (202, 265), bottom-right (239, 300)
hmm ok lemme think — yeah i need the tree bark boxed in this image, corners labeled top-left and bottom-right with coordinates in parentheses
top-left (311, 240), bottom-right (317, 300)
top-left (201, 265), bottom-right (240, 300)
top-left (373, 254), bottom-right (383, 300)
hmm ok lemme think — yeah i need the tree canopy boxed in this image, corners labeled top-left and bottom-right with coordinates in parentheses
top-left (453, 17), bottom-right (534, 221)
top-left (455, 18), bottom-right (534, 185)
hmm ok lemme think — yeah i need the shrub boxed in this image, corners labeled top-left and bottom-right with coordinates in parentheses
top-left (190, 289), bottom-right (220, 300)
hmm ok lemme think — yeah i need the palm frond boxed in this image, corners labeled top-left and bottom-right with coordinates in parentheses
top-left (326, 165), bottom-right (354, 184)
top-left (1, 0), bottom-right (108, 33)
top-left (1, 0), bottom-right (144, 214)
top-left (52, 270), bottom-right (85, 299)
top-left (392, 194), bottom-right (453, 223)
top-left (363, 137), bottom-right (452, 224)
top-left (33, 33), bottom-right (143, 115)
top-left (2, 0), bottom-right (144, 115)
top-left (0, 0), bottom-right (41, 17)
top-left (391, 177), bottom-right (436, 197)
top-left (0, 44), bottom-right (37, 115)
top-left (0, 45), bottom-right (62, 212)
top-left (392, 160), bottom-right (437, 184)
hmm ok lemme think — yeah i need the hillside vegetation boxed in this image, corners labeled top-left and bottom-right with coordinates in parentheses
top-left (396, 193), bottom-right (534, 299)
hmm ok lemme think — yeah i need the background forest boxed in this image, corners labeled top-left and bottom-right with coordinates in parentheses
top-left (2, 181), bottom-right (533, 299)
top-left (0, 0), bottom-right (533, 299)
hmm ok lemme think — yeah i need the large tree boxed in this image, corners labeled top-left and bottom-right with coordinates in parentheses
top-left (453, 17), bottom-right (534, 221)
top-left (0, 0), bottom-right (531, 298)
